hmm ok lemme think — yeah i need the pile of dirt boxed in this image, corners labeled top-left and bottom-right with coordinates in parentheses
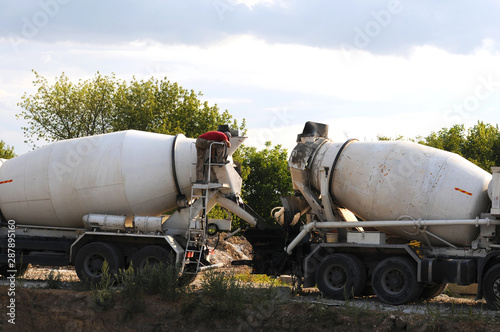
top-left (208, 233), bottom-right (253, 267)
top-left (23, 265), bottom-right (78, 282)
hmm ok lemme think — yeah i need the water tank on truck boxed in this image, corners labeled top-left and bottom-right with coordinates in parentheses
top-left (289, 122), bottom-right (492, 246)
top-left (0, 130), bottom-right (241, 227)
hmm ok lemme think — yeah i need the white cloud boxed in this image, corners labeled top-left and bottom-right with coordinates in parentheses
top-left (144, 35), bottom-right (500, 105)
top-left (246, 112), bottom-right (446, 155)
top-left (3, 0), bottom-right (500, 56)
top-left (2, 34), bottom-right (500, 156)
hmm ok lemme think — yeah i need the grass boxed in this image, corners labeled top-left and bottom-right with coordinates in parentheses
top-left (39, 266), bottom-right (500, 330)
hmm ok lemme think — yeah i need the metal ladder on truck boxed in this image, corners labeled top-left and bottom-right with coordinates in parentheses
top-left (181, 142), bottom-right (225, 275)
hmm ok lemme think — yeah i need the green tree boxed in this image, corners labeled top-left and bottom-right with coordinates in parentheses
top-left (235, 142), bottom-right (293, 227)
top-left (423, 124), bottom-right (466, 156)
top-left (111, 77), bottom-right (242, 138)
top-left (422, 121), bottom-right (500, 171)
top-left (18, 71), bottom-right (244, 145)
top-left (377, 122), bottom-right (500, 171)
top-left (461, 122), bottom-right (499, 171)
top-left (0, 140), bottom-right (15, 159)
top-left (18, 71), bottom-right (116, 146)
top-left (377, 135), bottom-right (405, 141)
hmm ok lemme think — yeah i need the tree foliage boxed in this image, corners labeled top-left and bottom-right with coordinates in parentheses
top-left (18, 71), bottom-right (244, 146)
top-left (235, 142), bottom-right (293, 227)
top-left (423, 124), bottom-right (466, 155)
top-left (111, 77), bottom-right (242, 137)
top-left (420, 122), bottom-right (500, 171)
top-left (18, 71), bottom-right (115, 145)
top-left (376, 121), bottom-right (500, 171)
top-left (0, 140), bottom-right (16, 159)
top-left (377, 135), bottom-right (406, 141)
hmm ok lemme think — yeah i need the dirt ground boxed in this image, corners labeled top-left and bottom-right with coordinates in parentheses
top-left (2, 235), bottom-right (500, 331)
top-left (2, 283), bottom-right (500, 332)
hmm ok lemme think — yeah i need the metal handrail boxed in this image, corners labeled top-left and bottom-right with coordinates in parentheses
top-left (206, 141), bottom-right (226, 182)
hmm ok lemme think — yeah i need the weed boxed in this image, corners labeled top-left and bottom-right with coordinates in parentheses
top-left (201, 270), bottom-right (238, 298)
top-left (193, 271), bottom-right (248, 320)
top-left (176, 271), bottom-right (238, 326)
top-left (46, 270), bottom-right (62, 289)
top-left (424, 302), bottom-right (442, 329)
top-left (495, 296), bottom-right (500, 311)
top-left (71, 275), bottom-right (93, 292)
top-left (312, 303), bottom-right (338, 322)
top-left (91, 261), bottom-right (115, 311)
top-left (15, 277), bottom-right (25, 288)
top-left (140, 263), bottom-right (183, 301)
top-left (118, 264), bottom-right (146, 319)
top-left (343, 286), bottom-right (355, 307)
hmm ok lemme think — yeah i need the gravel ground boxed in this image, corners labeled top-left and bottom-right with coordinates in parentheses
top-left (2, 264), bottom-right (498, 320)
top-left (294, 291), bottom-right (497, 318)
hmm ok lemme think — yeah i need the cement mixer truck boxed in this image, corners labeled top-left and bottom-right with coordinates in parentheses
top-left (239, 121), bottom-right (500, 309)
top-left (0, 127), bottom-right (263, 282)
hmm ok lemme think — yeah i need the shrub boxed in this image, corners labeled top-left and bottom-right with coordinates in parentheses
top-left (118, 264), bottom-right (146, 318)
top-left (91, 261), bottom-right (115, 311)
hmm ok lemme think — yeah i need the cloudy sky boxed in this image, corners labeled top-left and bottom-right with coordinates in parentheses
top-left (1, 0), bottom-right (500, 155)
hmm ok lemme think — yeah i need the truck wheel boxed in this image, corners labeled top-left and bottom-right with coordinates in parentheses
top-left (75, 242), bottom-right (124, 283)
top-left (207, 223), bottom-right (219, 236)
top-left (372, 256), bottom-right (423, 305)
top-left (420, 283), bottom-right (447, 299)
top-left (131, 246), bottom-right (173, 272)
top-left (483, 263), bottom-right (500, 310)
top-left (315, 253), bottom-right (366, 300)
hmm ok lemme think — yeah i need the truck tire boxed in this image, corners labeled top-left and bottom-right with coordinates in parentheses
top-left (420, 283), bottom-right (447, 299)
top-left (315, 253), bottom-right (366, 300)
top-left (372, 256), bottom-right (423, 305)
top-left (75, 242), bottom-right (124, 283)
top-left (131, 245), bottom-right (173, 272)
top-left (483, 263), bottom-right (500, 310)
